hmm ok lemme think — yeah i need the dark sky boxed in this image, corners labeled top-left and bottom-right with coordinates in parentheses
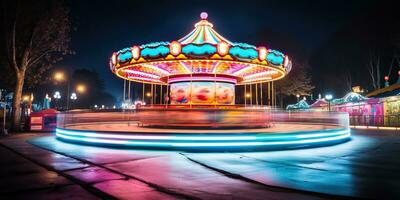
top-left (59, 0), bottom-right (383, 100)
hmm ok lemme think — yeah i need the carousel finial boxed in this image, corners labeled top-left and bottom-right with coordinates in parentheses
top-left (200, 12), bottom-right (208, 20)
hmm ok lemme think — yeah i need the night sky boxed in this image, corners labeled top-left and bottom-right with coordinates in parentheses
top-left (59, 0), bottom-right (393, 100)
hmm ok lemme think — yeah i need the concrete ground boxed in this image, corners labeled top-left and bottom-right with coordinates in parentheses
top-left (0, 129), bottom-right (399, 199)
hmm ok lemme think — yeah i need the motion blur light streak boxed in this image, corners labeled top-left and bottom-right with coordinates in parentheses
top-left (55, 127), bottom-right (350, 148)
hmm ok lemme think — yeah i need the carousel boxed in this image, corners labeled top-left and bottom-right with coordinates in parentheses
top-left (110, 12), bottom-right (291, 107)
top-left (55, 13), bottom-right (350, 149)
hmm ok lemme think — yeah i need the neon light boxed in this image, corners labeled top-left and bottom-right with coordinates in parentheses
top-left (284, 55), bottom-right (289, 67)
top-left (141, 46), bottom-right (169, 57)
top-left (131, 46), bottom-right (140, 60)
top-left (229, 46), bottom-right (258, 59)
top-left (56, 131), bottom-right (350, 147)
top-left (171, 133), bottom-right (350, 147)
top-left (142, 64), bottom-right (171, 76)
top-left (258, 47), bottom-right (267, 61)
top-left (124, 70), bottom-right (160, 79)
top-left (200, 12), bottom-right (208, 20)
top-left (182, 44), bottom-right (216, 55)
top-left (111, 53), bottom-right (117, 65)
top-left (169, 41), bottom-right (181, 56)
top-left (217, 41), bottom-right (229, 56)
top-left (56, 127), bottom-right (350, 148)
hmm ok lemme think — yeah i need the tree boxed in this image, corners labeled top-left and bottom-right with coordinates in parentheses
top-left (71, 69), bottom-right (115, 109)
top-left (367, 51), bottom-right (381, 90)
top-left (275, 63), bottom-right (314, 108)
top-left (1, 0), bottom-right (72, 131)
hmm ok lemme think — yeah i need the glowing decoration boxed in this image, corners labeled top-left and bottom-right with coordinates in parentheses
top-left (56, 128), bottom-right (350, 148)
top-left (131, 46), bottom-right (140, 60)
top-left (182, 44), bottom-right (216, 55)
top-left (111, 53), bottom-right (117, 65)
top-left (110, 13), bottom-right (291, 86)
top-left (384, 76), bottom-right (389, 81)
top-left (200, 12), bottom-right (208, 20)
top-left (217, 41), bottom-right (230, 56)
top-left (284, 55), bottom-right (289, 67)
top-left (141, 45), bottom-right (169, 57)
top-left (169, 41), bottom-right (181, 56)
top-left (258, 47), bottom-right (267, 61)
top-left (286, 100), bottom-right (310, 110)
top-left (229, 46), bottom-right (258, 60)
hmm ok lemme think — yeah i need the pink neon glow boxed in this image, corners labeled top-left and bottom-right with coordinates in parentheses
top-left (200, 12), bottom-right (208, 19)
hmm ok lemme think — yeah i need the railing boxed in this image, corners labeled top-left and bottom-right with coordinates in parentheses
top-left (349, 115), bottom-right (400, 127)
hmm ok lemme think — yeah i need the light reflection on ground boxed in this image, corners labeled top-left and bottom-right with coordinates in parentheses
top-left (27, 129), bottom-right (400, 199)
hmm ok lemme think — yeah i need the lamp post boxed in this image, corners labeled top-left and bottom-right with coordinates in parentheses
top-left (53, 71), bottom-right (71, 110)
top-left (296, 94), bottom-right (300, 102)
top-left (325, 94), bottom-right (333, 112)
top-left (53, 91), bottom-right (61, 109)
top-left (70, 92), bottom-right (77, 109)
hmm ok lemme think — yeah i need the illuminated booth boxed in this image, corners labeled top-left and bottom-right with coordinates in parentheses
top-left (110, 12), bottom-right (292, 106)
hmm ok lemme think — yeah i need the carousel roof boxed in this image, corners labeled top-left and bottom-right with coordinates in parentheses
top-left (110, 12), bottom-right (292, 85)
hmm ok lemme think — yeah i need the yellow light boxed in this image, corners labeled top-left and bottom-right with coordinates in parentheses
top-left (246, 93), bottom-right (250, 98)
top-left (169, 41), bottom-right (181, 56)
top-left (146, 92), bottom-right (151, 97)
top-left (76, 84), bottom-right (86, 93)
top-left (131, 46), bottom-right (140, 60)
top-left (111, 53), bottom-right (117, 65)
top-left (22, 95), bottom-right (30, 101)
top-left (217, 41), bottom-right (229, 56)
top-left (54, 72), bottom-right (64, 81)
top-left (258, 47), bottom-right (267, 61)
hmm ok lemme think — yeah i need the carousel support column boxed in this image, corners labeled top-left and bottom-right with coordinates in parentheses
top-left (214, 71), bottom-right (217, 108)
top-left (151, 83), bottom-right (154, 107)
top-left (142, 81), bottom-right (145, 103)
top-left (272, 81), bottom-right (275, 108)
top-left (260, 82), bottom-right (263, 106)
top-left (128, 81), bottom-right (131, 100)
top-left (250, 84), bottom-right (253, 106)
top-left (255, 83), bottom-right (258, 106)
top-left (267, 82), bottom-right (271, 106)
top-left (123, 79), bottom-right (126, 101)
top-left (154, 84), bottom-right (157, 105)
top-left (190, 70), bottom-right (193, 109)
top-left (160, 84), bottom-right (163, 105)
top-left (166, 76), bottom-right (169, 108)
top-left (244, 84), bottom-right (247, 107)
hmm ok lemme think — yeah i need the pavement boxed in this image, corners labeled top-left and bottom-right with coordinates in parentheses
top-left (0, 129), bottom-right (399, 199)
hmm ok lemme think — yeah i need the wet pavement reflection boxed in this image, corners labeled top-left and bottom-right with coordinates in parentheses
top-left (1, 129), bottom-right (399, 199)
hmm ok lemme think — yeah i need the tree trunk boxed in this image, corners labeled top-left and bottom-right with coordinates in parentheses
top-left (11, 71), bottom-right (25, 132)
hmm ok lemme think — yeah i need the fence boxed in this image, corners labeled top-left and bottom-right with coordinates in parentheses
top-left (349, 115), bottom-right (400, 127)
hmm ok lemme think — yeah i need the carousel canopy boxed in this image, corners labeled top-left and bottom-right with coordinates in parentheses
top-left (110, 12), bottom-right (292, 85)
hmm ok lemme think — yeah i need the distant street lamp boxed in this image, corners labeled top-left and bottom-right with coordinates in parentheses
top-left (325, 94), bottom-right (333, 112)
top-left (76, 84), bottom-right (86, 93)
top-left (70, 92), bottom-right (77, 109)
top-left (54, 72), bottom-right (65, 81)
top-left (53, 91), bottom-right (61, 109)
top-left (296, 94), bottom-right (300, 102)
